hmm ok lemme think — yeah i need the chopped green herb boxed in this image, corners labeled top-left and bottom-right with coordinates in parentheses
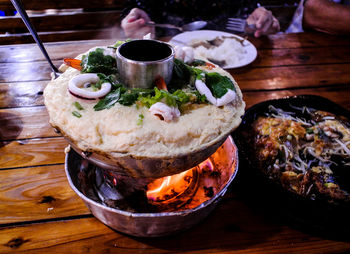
top-left (72, 111), bottom-right (82, 118)
top-left (91, 73), bottom-right (121, 93)
top-left (119, 91), bottom-right (139, 106)
top-left (93, 87), bottom-right (122, 111)
top-left (192, 90), bottom-right (207, 103)
top-left (120, 88), bottom-right (153, 106)
top-left (73, 101), bottom-right (84, 110)
top-left (168, 58), bottom-right (193, 91)
top-left (137, 114), bottom-right (144, 125)
top-left (138, 87), bottom-right (190, 108)
top-left (205, 72), bottom-right (235, 98)
top-left (190, 59), bottom-right (206, 67)
top-left (81, 48), bottom-right (117, 75)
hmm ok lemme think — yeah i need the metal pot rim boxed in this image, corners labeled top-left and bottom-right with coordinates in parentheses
top-left (116, 39), bottom-right (175, 64)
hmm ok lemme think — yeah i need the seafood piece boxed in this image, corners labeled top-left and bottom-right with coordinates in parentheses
top-left (195, 78), bottom-right (236, 106)
top-left (149, 102), bottom-right (180, 122)
top-left (195, 79), bottom-right (217, 105)
top-left (174, 45), bottom-right (194, 63)
top-left (68, 73), bottom-right (111, 99)
top-left (216, 89), bottom-right (236, 106)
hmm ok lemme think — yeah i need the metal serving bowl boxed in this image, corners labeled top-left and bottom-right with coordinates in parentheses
top-left (65, 136), bottom-right (238, 237)
top-left (116, 39), bottom-right (174, 89)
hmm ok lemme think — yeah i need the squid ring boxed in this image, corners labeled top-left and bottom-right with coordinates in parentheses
top-left (68, 73), bottom-right (111, 99)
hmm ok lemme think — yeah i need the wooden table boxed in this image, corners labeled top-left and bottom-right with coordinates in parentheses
top-left (1, 32), bottom-right (350, 253)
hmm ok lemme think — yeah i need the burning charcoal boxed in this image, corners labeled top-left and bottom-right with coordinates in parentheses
top-left (204, 186), bottom-right (214, 198)
top-left (210, 171), bottom-right (221, 178)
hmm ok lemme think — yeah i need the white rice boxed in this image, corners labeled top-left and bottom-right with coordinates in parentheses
top-left (192, 37), bottom-right (247, 67)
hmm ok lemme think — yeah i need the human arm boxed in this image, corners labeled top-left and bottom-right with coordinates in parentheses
top-left (246, 7), bottom-right (280, 37)
top-left (303, 0), bottom-right (350, 35)
top-left (121, 8), bottom-right (155, 39)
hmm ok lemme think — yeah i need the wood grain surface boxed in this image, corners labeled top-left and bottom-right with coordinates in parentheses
top-left (0, 11), bottom-right (122, 34)
top-left (0, 28), bottom-right (124, 45)
top-left (0, 164), bottom-right (89, 225)
top-left (0, 137), bottom-right (67, 169)
top-left (0, 32), bottom-right (350, 253)
top-left (1, 200), bottom-right (350, 254)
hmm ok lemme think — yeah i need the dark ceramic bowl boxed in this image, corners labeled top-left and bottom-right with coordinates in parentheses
top-left (232, 95), bottom-right (350, 238)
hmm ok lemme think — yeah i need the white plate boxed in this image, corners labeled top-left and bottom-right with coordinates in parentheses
top-left (169, 30), bottom-right (257, 69)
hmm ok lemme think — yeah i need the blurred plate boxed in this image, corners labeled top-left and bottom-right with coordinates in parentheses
top-left (169, 30), bottom-right (257, 69)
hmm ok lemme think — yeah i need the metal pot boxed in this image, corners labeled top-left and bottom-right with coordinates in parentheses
top-left (65, 136), bottom-right (238, 237)
top-left (116, 39), bottom-right (174, 89)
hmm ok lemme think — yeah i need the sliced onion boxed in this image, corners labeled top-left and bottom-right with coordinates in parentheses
top-left (68, 73), bottom-right (111, 99)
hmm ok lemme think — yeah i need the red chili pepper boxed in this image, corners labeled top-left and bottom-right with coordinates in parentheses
top-left (155, 77), bottom-right (168, 91)
top-left (64, 58), bottom-right (82, 71)
top-left (205, 62), bottom-right (215, 70)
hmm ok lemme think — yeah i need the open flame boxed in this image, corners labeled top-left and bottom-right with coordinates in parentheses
top-left (146, 156), bottom-right (218, 206)
top-left (147, 167), bottom-right (195, 202)
top-left (94, 137), bottom-right (237, 212)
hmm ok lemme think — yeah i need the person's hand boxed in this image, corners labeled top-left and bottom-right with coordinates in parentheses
top-left (121, 8), bottom-right (155, 39)
top-left (247, 7), bottom-right (280, 37)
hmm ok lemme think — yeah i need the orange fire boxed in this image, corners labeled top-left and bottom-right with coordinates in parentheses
top-left (147, 167), bottom-right (195, 202)
top-left (146, 137), bottom-right (237, 211)
top-left (146, 157), bottom-right (217, 204)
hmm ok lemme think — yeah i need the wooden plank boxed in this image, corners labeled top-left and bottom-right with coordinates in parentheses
top-left (0, 137), bottom-right (67, 169)
top-left (0, 164), bottom-right (89, 224)
top-left (0, 27), bottom-right (124, 45)
top-left (243, 84), bottom-right (350, 110)
top-left (0, 0), bottom-right (125, 12)
top-left (249, 32), bottom-right (350, 49)
top-left (0, 61), bottom-right (55, 82)
top-left (2, 59), bottom-right (350, 90)
top-left (0, 11), bottom-right (122, 33)
top-left (0, 106), bottom-right (58, 140)
top-left (0, 203), bottom-right (350, 253)
top-left (0, 39), bottom-right (116, 63)
top-left (232, 63), bottom-right (350, 90)
top-left (0, 81), bottom-right (46, 108)
top-left (252, 46), bottom-right (350, 67)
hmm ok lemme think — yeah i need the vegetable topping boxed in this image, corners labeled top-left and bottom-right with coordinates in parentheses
top-left (66, 43), bottom-right (238, 121)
